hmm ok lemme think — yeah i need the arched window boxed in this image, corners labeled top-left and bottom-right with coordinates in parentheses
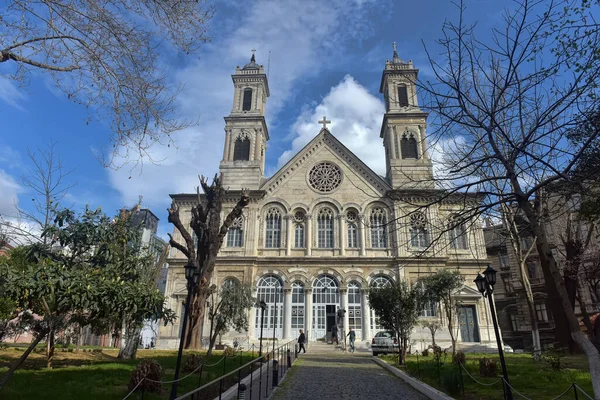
top-left (346, 210), bottom-right (358, 248)
top-left (265, 208), bottom-right (281, 248)
top-left (317, 207), bottom-right (334, 248)
top-left (233, 137), bottom-right (251, 161)
top-left (369, 275), bottom-right (392, 331)
top-left (293, 210), bottom-right (305, 248)
top-left (312, 275), bottom-right (339, 304)
top-left (410, 212), bottom-right (429, 249)
top-left (397, 85), bottom-right (409, 107)
top-left (242, 88), bottom-right (252, 111)
top-left (222, 278), bottom-right (238, 289)
top-left (448, 216), bottom-right (468, 250)
top-left (226, 217), bottom-right (244, 247)
top-left (254, 275), bottom-right (283, 338)
top-left (420, 300), bottom-right (437, 317)
top-left (370, 207), bottom-right (387, 248)
top-left (347, 281), bottom-right (362, 334)
top-left (291, 282), bottom-right (305, 331)
top-left (401, 133), bottom-right (418, 159)
top-left (370, 275), bottom-right (393, 289)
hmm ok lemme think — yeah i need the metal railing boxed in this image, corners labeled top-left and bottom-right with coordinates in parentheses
top-left (175, 339), bottom-right (298, 400)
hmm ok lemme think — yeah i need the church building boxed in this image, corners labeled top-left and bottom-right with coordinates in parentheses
top-left (158, 47), bottom-right (495, 350)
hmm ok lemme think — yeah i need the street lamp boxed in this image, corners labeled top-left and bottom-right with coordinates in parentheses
top-left (170, 260), bottom-right (200, 400)
top-left (474, 266), bottom-right (513, 400)
top-left (256, 300), bottom-right (267, 357)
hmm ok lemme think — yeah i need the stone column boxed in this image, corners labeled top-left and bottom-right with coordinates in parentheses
top-left (254, 130), bottom-right (261, 161)
top-left (305, 288), bottom-right (313, 340)
top-left (305, 215), bottom-right (312, 256)
top-left (283, 288), bottom-right (292, 339)
top-left (341, 288), bottom-right (349, 336)
top-left (358, 214), bottom-right (367, 256)
top-left (362, 289), bottom-right (371, 341)
top-left (223, 130), bottom-right (231, 161)
top-left (229, 131), bottom-right (237, 161)
top-left (248, 306), bottom-right (256, 339)
top-left (338, 215), bottom-right (346, 256)
top-left (285, 215), bottom-right (292, 256)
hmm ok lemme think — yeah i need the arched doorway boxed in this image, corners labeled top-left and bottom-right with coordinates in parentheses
top-left (312, 275), bottom-right (340, 340)
top-left (370, 275), bottom-right (393, 333)
top-left (255, 275), bottom-right (283, 339)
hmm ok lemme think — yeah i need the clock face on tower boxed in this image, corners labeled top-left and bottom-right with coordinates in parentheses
top-left (308, 162), bottom-right (342, 193)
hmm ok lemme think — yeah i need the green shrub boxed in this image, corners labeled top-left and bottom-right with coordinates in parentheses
top-left (67, 348), bottom-right (73, 353)
top-left (421, 348), bottom-right (429, 357)
top-left (182, 354), bottom-right (203, 373)
top-left (543, 347), bottom-right (567, 371)
top-left (224, 346), bottom-right (236, 357)
top-left (128, 359), bottom-right (164, 394)
top-left (452, 351), bottom-right (466, 365)
top-left (479, 357), bottom-right (498, 377)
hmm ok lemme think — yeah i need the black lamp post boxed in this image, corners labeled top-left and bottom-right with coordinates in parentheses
top-left (474, 266), bottom-right (513, 400)
top-left (170, 260), bottom-right (200, 400)
top-left (257, 300), bottom-right (267, 357)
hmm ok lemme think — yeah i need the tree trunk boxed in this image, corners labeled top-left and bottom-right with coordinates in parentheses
top-left (520, 262), bottom-right (542, 358)
top-left (523, 204), bottom-right (600, 398)
top-left (430, 329), bottom-right (437, 347)
top-left (0, 331), bottom-right (47, 389)
top-left (118, 319), bottom-right (141, 360)
top-left (75, 325), bottom-right (82, 353)
top-left (185, 291), bottom-right (207, 349)
top-left (46, 329), bottom-right (55, 369)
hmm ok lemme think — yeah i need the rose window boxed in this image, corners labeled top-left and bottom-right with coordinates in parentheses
top-left (308, 162), bottom-right (342, 192)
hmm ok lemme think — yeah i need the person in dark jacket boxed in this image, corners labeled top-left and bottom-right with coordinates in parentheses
top-left (331, 324), bottom-right (339, 345)
top-left (347, 328), bottom-right (356, 353)
top-left (298, 329), bottom-right (306, 353)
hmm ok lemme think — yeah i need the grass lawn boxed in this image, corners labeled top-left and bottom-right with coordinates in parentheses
top-left (0, 347), bottom-right (259, 400)
top-left (381, 352), bottom-right (593, 399)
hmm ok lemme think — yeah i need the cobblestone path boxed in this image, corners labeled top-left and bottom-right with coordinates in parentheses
top-left (271, 344), bottom-right (428, 400)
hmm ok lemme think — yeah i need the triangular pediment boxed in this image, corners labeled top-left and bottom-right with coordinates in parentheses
top-left (262, 129), bottom-right (391, 199)
top-left (454, 285), bottom-right (483, 298)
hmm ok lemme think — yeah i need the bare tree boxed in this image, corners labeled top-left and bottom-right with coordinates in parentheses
top-left (167, 175), bottom-right (249, 349)
top-left (418, 0), bottom-right (600, 394)
top-left (0, 1), bottom-right (214, 165)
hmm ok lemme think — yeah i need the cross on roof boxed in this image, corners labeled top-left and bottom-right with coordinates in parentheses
top-left (318, 116), bottom-right (331, 129)
top-left (393, 42), bottom-right (397, 52)
top-left (251, 48), bottom-right (256, 55)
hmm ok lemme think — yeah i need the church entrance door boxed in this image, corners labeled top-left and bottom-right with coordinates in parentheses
top-left (311, 275), bottom-right (340, 340)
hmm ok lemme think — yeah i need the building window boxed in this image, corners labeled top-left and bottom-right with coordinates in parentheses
top-left (527, 261), bottom-right (537, 280)
top-left (410, 212), bottom-right (429, 249)
top-left (535, 303), bottom-right (548, 322)
top-left (501, 274), bottom-right (512, 292)
top-left (401, 133), bottom-right (418, 159)
top-left (317, 207), bottom-right (334, 248)
top-left (394, 133), bottom-right (400, 159)
top-left (291, 282), bottom-right (305, 331)
top-left (499, 251), bottom-right (509, 269)
top-left (448, 217), bottom-right (468, 249)
top-left (521, 236), bottom-right (535, 251)
top-left (255, 275), bottom-right (283, 337)
top-left (313, 275), bottom-right (339, 304)
top-left (370, 275), bottom-right (393, 289)
top-left (370, 207), bottom-right (387, 248)
top-left (226, 217), bottom-right (243, 247)
top-left (348, 281), bottom-right (362, 333)
top-left (397, 86), bottom-right (409, 107)
top-left (265, 208), bottom-right (281, 248)
top-left (509, 313), bottom-right (519, 331)
top-left (242, 88), bottom-right (252, 111)
top-left (347, 223), bottom-right (358, 248)
top-left (294, 224), bottom-right (305, 248)
top-left (222, 278), bottom-right (237, 289)
top-left (420, 300), bottom-right (437, 317)
top-left (233, 137), bottom-right (251, 161)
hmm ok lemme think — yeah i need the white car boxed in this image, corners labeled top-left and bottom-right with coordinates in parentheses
top-left (371, 331), bottom-right (400, 356)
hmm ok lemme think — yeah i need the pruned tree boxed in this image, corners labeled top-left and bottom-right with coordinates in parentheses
top-left (369, 280), bottom-right (423, 363)
top-left (418, 0), bottom-right (600, 394)
top-left (421, 320), bottom-right (441, 348)
top-left (205, 281), bottom-right (255, 355)
top-left (0, 0), bottom-right (214, 164)
top-left (167, 174), bottom-right (249, 349)
top-left (420, 269), bottom-right (464, 355)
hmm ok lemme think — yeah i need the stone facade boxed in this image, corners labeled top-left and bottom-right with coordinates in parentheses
top-left (158, 49), bottom-right (494, 350)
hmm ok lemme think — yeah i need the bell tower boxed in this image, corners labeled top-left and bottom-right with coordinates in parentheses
top-left (379, 43), bottom-right (434, 189)
top-left (220, 51), bottom-right (270, 190)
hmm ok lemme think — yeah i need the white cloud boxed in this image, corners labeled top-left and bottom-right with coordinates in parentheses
top-left (108, 0), bottom-right (381, 209)
top-left (0, 169), bottom-right (21, 218)
top-left (0, 78), bottom-right (26, 110)
top-left (277, 75), bottom-right (386, 175)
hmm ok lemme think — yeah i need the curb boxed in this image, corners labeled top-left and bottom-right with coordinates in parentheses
top-left (267, 355), bottom-right (300, 399)
top-left (372, 357), bottom-right (454, 400)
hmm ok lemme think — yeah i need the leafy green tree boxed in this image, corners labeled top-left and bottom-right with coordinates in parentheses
top-left (368, 280), bottom-right (423, 363)
top-left (420, 270), bottom-right (464, 355)
top-left (205, 282), bottom-right (255, 356)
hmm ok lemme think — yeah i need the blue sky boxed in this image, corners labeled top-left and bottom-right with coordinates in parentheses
top-left (0, 0), bottom-right (507, 239)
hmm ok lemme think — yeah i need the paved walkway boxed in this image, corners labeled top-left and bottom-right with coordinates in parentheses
top-left (271, 343), bottom-right (428, 400)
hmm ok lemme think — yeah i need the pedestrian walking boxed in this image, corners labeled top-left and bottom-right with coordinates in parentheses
top-left (347, 328), bottom-right (356, 353)
top-left (298, 329), bottom-right (306, 353)
top-left (331, 324), bottom-right (339, 345)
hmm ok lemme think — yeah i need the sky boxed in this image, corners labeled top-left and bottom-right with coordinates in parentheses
top-left (0, 0), bottom-right (509, 240)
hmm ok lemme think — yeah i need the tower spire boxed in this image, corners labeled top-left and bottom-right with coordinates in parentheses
top-left (392, 42), bottom-right (402, 64)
